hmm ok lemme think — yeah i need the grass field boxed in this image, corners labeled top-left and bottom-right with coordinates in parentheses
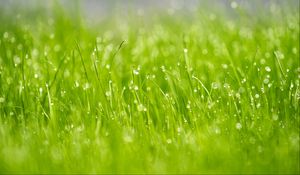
top-left (0, 1), bottom-right (299, 174)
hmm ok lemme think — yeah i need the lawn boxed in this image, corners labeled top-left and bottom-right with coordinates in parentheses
top-left (0, 1), bottom-right (299, 174)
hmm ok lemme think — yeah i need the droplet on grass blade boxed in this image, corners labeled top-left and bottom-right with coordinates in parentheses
top-left (236, 122), bottom-right (242, 130)
top-left (222, 64), bottom-right (228, 69)
top-left (238, 87), bottom-right (245, 93)
top-left (83, 83), bottom-right (90, 90)
top-left (260, 59), bottom-right (266, 65)
top-left (256, 103), bottom-right (261, 108)
top-left (274, 50), bottom-right (285, 59)
top-left (105, 91), bottom-right (111, 97)
top-left (241, 78), bottom-right (246, 84)
top-left (13, 56), bottom-right (21, 65)
top-left (265, 66), bottom-right (271, 72)
top-left (134, 85), bottom-right (139, 91)
top-left (272, 114), bottom-right (279, 121)
top-left (137, 104), bottom-right (147, 112)
top-left (74, 81), bottom-right (80, 88)
top-left (39, 87), bottom-right (43, 95)
top-left (123, 134), bottom-right (133, 143)
top-left (186, 104), bottom-right (191, 109)
top-left (133, 69), bottom-right (139, 75)
top-left (64, 70), bottom-right (70, 77)
top-left (263, 78), bottom-right (269, 84)
top-left (212, 82), bottom-right (220, 89)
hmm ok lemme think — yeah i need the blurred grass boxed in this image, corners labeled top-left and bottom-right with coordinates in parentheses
top-left (0, 0), bottom-right (299, 174)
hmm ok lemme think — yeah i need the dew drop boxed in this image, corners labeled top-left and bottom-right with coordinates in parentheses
top-left (236, 122), bottom-right (242, 130)
top-left (265, 66), bottom-right (271, 72)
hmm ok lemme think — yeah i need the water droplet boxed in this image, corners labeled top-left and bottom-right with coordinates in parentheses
top-left (64, 70), bottom-right (70, 77)
top-left (272, 114), bottom-right (278, 121)
top-left (186, 104), bottom-right (191, 109)
top-left (133, 69), bottom-right (139, 75)
top-left (256, 103), bottom-right (261, 108)
top-left (105, 91), bottom-right (111, 97)
top-left (223, 83), bottom-right (230, 89)
top-left (241, 78), bottom-right (247, 84)
top-left (134, 85), bottom-right (139, 91)
top-left (215, 127), bottom-right (221, 134)
top-left (268, 83), bottom-right (272, 88)
top-left (222, 64), bottom-right (228, 69)
top-left (0, 97), bottom-right (5, 103)
top-left (260, 59), bottom-right (266, 64)
top-left (274, 50), bottom-right (285, 59)
top-left (263, 78), bottom-right (269, 84)
top-left (236, 122), bottom-right (242, 130)
top-left (123, 132), bottom-right (133, 143)
top-left (265, 66), bottom-right (271, 72)
top-left (13, 56), bottom-right (21, 65)
top-left (137, 104), bottom-right (147, 112)
top-left (75, 81), bottom-right (80, 88)
top-left (238, 87), bottom-right (245, 93)
top-left (212, 82), bottom-right (220, 89)
top-left (186, 100), bottom-right (191, 109)
top-left (83, 83), bottom-right (90, 90)
top-left (54, 44), bottom-right (61, 52)
top-left (39, 87), bottom-right (43, 95)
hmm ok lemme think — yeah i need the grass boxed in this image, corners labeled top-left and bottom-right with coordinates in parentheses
top-left (0, 1), bottom-right (299, 174)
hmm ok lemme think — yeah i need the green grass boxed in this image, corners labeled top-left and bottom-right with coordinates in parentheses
top-left (0, 1), bottom-right (299, 174)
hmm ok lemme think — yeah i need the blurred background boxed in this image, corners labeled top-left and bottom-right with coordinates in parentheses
top-left (0, 0), bottom-right (299, 23)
